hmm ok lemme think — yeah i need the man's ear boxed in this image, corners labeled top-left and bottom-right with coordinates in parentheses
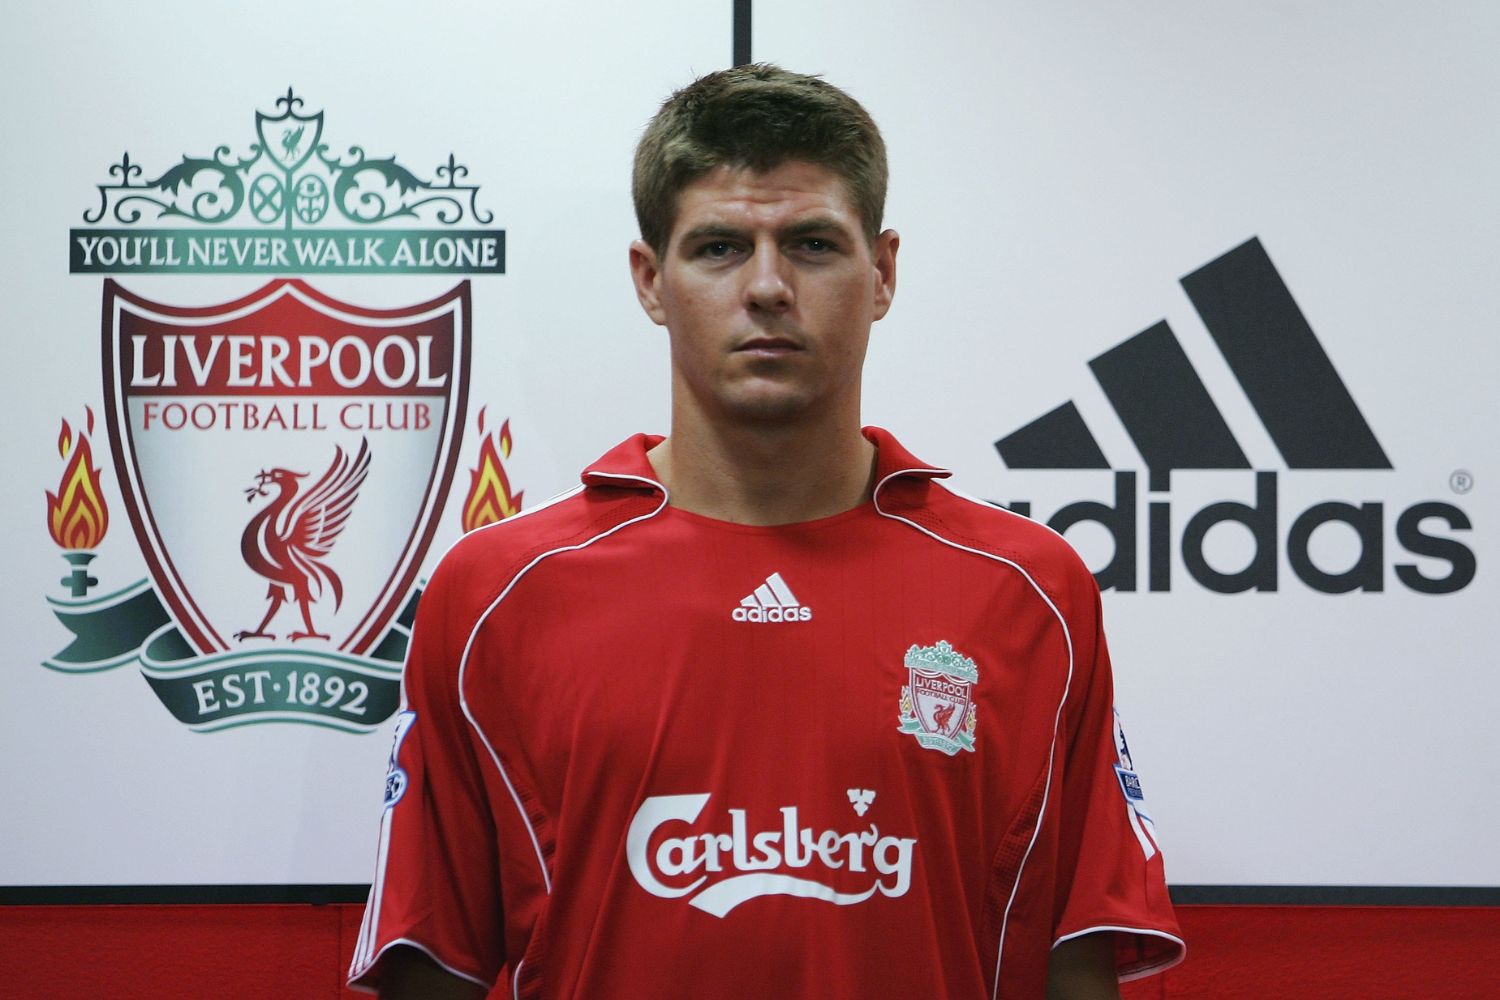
top-left (629, 239), bottom-right (668, 326)
top-left (871, 229), bottom-right (899, 321)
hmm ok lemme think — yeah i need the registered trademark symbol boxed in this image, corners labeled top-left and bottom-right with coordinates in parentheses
top-left (1450, 469), bottom-right (1473, 494)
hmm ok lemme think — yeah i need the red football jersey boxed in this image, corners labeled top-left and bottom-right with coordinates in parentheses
top-left (349, 428), bottom-right (1183, 998)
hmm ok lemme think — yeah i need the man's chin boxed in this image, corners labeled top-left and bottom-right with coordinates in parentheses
top-left (717, 391), bottom-right (818, 427)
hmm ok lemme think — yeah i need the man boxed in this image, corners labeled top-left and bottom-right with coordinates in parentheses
top-left (349, 64), bottom-right (1183, 999)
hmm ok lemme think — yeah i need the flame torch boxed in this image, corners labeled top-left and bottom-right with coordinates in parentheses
top-left (46, 409), bottom-right (110, 597)
top-left (461, 408), bottom-right (524, 533)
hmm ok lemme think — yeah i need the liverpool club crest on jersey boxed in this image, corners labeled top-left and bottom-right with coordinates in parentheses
top-left (897, 640), bottom-right (978, 755)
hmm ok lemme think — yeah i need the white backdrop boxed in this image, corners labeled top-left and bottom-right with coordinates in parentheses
top-left (2, 1), bottom-right (1494, 889)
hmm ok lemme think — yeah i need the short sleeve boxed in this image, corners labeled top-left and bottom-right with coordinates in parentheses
top-left (347, 560), bottom-right (505, 993)
top-left (1052, 589), bottom-right (1185, 982)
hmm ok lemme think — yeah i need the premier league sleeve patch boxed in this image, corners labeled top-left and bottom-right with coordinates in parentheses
top-left (382, 710), bottom-right (417, 808)
top-left (1112, 707), bottom-right (1159, 860)
top-left (1114, 765), bottom-right (1145, 802)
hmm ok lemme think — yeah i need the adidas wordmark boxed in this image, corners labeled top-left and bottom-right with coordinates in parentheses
top-left (732, 572), bottom-right (813, 623)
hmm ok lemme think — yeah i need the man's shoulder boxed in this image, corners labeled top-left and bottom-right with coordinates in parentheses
top-left (426, 483), bottom-right (657, 607)
top-left (889, 477), bottom-right (1098, 602)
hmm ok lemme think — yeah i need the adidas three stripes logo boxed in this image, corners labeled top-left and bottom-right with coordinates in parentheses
top-left (731, 572), bottom-right (813, 623)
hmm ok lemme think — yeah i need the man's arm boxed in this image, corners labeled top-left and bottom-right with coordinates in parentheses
top-left (1046, 931), bottom-right (1122, 1000)
top-left (377, 945), bottom-right (487, 1000)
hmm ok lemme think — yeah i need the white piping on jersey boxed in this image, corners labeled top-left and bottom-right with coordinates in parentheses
top-left (935, 477), bottom-right (1082, 546)
top-left (354, 484), bottom-right (590, 978)
top-left (871, 468), bottom-right (1077, 1000)
top-left (351, 804), bottom-right (397, 973)
top-left (458, 473), bottom-right (670, 896)
top-left (435, 484), bottom-right (588, 563)
top-left (512, 957), bottom-right (525, 1000)
top-left (1123, 790), bottom-right (1158, 861)
top-left (1052, 925), bottom-right (1187, 982)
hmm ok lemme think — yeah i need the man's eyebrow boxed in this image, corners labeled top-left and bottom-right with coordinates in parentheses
top-left (676, 216), bottom-right (858, 248)
top-left (779, 216), bottom-right (855, 240)
top-left (678, 223), bottom-right (749, 244)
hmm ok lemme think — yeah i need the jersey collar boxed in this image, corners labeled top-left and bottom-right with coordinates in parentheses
top-left (581, 427), bottom-right (950, 493)
top-left (581, 433), bottom-right (668, 491)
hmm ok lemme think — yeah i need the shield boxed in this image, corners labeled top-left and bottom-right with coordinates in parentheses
top-left (102, 279), bottom-right (470, 658)
top-left (256, 100), bottom-right (324, 173)
top-left (908, 667), bottom-right (972, 739)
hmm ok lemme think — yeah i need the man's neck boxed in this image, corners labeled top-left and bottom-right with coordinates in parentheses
top-left (646, 417), bottom-right (877, 527)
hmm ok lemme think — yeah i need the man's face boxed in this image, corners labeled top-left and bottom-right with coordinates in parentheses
top-left (630, 161), bottom-right (898, 430)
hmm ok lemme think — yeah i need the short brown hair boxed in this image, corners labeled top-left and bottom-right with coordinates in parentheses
top-left (632, 64), bottom-right (888, 254)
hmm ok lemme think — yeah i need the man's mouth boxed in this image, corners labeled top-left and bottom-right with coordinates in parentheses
top-left (734, 336), bottom-right (803, 355)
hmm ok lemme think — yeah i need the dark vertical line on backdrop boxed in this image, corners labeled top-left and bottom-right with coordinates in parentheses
top-left (733, 0), bottom-right (752, 66)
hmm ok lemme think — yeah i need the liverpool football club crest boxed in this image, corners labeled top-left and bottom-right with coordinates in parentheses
top-left (897, 640), bottom-right (979, 755)
top-left (43, 88), bottom-right (522, 735)
top-left (93, 279), bottom-right (470, 731)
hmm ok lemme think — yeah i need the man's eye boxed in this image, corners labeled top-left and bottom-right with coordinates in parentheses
top-left (800, 238), bottom-right (834, 253)
top-left (699, 241), bottom-right (737, 258)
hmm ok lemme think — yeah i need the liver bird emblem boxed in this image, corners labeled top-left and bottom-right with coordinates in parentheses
top-left (281, 125), bottom-right (304, 161)
top-left (235, 439), bottom-right (371, 642)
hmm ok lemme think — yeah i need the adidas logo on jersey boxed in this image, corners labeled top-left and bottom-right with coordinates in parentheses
top-left (731, 572), bottom-right (812, 623)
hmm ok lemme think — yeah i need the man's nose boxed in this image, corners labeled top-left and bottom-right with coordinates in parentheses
top-left (743, 243), bottom-right (793, 313)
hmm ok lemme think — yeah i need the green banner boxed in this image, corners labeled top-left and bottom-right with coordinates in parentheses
top-left (139, 625), bottom-right (402, 733)
top-left (898, 716), bottom-right (977, 755)
top-left (46, 579), bottom-right (418, 732)
top-left (44, 580), bottom-right (172, 672)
